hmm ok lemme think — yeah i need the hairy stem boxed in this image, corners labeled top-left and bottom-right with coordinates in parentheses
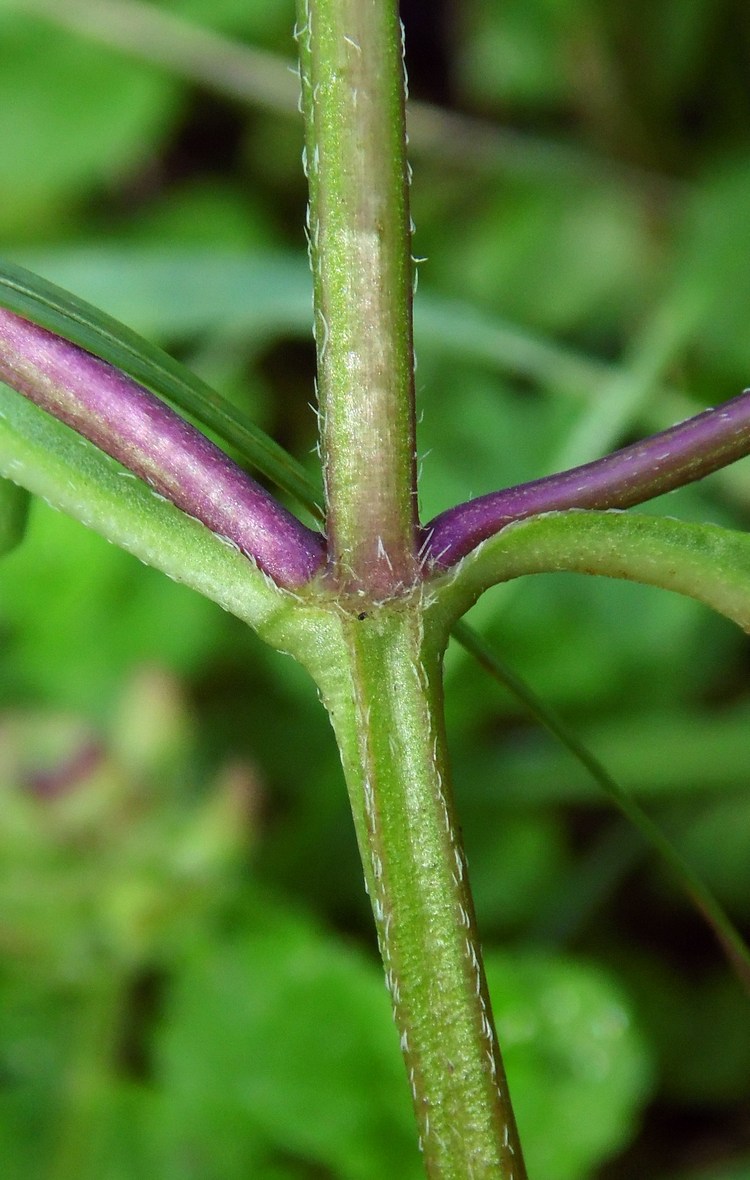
top-left (297, 0), bottom-right (418, 593)
top-left (431, 509), bottom-right (750, 636)
top-left (310, 603), bottom-right (526, 1177)
top-left (424, 387), bottom-right (750, 567)
top-left (294, 2), bottom-right (526, 1171)
top-left (0, 308), bottom-right (324, 587)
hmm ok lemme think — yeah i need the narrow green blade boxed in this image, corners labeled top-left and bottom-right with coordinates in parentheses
top-left (0, 258), bottom-right (322, 518)
top-left (452, 619), bottom-right (750, 992)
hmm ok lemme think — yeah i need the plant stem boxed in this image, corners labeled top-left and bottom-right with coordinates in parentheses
top-left (0, 258), bottom-right (322, 517)
top-left (0, 388), bottom-right (298, 633)
top-left (294, 1), bottom-right (526, 1170)
top-left (297, 0), bottom-right (418, 594)
top-left (431, 508), bottom-right (750, 637)
top-left (0, 308), bottom-right (324, 587)
top-left (423, 387), bottom-right (750, 568)
top-left (310, 601), bottom-right (526, 1177)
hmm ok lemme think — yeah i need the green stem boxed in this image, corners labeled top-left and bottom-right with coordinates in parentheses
top-left (431, 509), bottom-right (750, 635)
top-left (297, 0), bottom-right (418, 593)
top-left (294, 2), bottom-right (526, 1170)
top-left (0, 387), bottom-right (293, 636)
top-left (307, 600), bottom-right (526, 1177)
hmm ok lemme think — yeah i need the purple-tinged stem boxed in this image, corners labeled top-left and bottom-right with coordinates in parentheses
top-left (423, 389), bottom-right (750, 568)
top-left (0, 309), bottom-right (325, 588)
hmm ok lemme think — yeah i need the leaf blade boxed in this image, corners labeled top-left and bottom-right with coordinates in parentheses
top-left (0, 257), bottom-right (322, 517)
top-left (452, 619), bottom-right (750, 992)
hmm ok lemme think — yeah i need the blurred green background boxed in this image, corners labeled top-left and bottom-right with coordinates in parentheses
top-left (0, 1), bottom-right (749, 1176)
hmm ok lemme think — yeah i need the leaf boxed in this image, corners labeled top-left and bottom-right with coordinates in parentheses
top-left (459, 702), bottom-right (750, 806)
top-left (10, 247), bottom-right (313, 340)
top-left (16, 244), bottom-right (724, 492)
top-left (0, 12), bottom-right (177, 235)
top-left (0, 257), bottom-right (322, 517)
top-left (12, 245), bottom-right (612, 393)
top-left (9, 244), bottom-right (714, 425)
top-left (156, 893), bottom-right (422, 1180)
top-left (0, 503), bottom-right (227, 710)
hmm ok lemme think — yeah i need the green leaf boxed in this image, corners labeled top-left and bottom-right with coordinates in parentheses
top-left (0, 503), bottom-right (227, 710)
top-left (460, 702), bottom-right (750, 806)
top-left (12, 245), bottom-right (609, 388)
top-left (0, 13), bottom-right (177, 236)
top-left (9, 248), bottom-right (313, 340)
top-left (157, 894), bottom-right (422, 1180)
top-left (0, 257), bottom-right (322, 517)
top-left (16, 245), bottom-right (723, 490)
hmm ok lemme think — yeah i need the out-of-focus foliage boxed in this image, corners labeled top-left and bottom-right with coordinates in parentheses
top-left (0, 0), bottom-right (748, 1176)
top-left (0, 668), bottom-right (650, 1180)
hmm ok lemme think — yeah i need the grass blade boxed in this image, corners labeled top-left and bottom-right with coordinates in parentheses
top-left (0, 258), bottom-right (322, 518)
top-left (452, 618), bottom-right (750, 992)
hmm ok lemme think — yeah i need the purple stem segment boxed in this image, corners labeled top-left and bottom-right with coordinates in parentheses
top-left (0, 309), bottom-right (325, 588)
top-left (423, 389), bottom-right (750, 568)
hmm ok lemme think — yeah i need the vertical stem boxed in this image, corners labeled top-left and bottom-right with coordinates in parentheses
top-left (313, 604), bottom-right (526, 1177)
top-left (293, 1), bottom-right (527, 1171)
top-left (296, 0), bottom-right (418, 594)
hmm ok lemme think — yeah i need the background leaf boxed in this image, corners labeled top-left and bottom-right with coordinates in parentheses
top-left (485, 953), bottom-right (653, 1180)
